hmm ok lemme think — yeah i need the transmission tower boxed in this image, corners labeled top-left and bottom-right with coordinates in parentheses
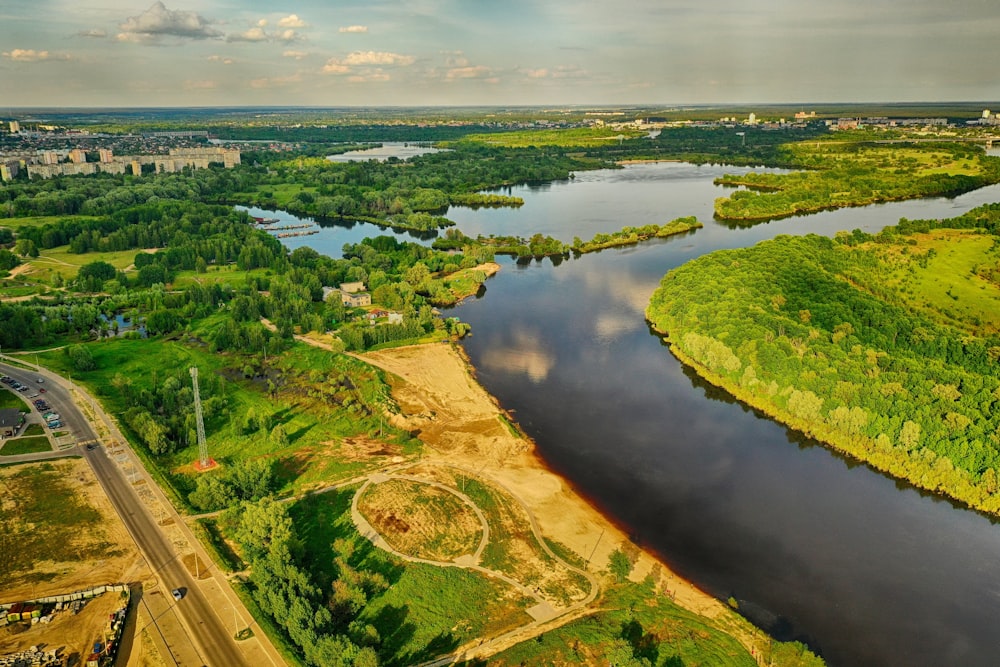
top-left (190, 367), bottom-right (214, 470)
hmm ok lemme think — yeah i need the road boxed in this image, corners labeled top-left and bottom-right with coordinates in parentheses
top-left (1, 360), bottom-right (250, 667)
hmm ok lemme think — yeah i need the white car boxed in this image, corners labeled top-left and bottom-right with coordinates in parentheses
top-left (171, 588), bottom-right (184, 601)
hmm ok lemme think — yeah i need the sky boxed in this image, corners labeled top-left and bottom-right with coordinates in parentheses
top-left (1, 0), bottom-right (999, 107)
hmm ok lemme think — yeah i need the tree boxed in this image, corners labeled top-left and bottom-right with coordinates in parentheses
top-left (608, 547), bottom-right (634, 583)
top-left (231, 496), bottom-right (296, 562)
top-left (0, 249), bottom-right (20, 271)
top-left (67, 344), bottom-right (96, 371)
top-left (270, 423), bottom-right (289, 447)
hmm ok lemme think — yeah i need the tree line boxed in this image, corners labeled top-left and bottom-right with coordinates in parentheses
top-left (647, 204), bottom-right (1000, 514)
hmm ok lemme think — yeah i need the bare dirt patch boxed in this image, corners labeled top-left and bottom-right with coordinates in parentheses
top-left (181, 553), bottom-right (212, 580)
top-left (358, 344), bottom-right (724, 619)
top-left (336, 436), bottom-right (402, 462)
top-left (0, 458), bottom-right (142, 605)
top-left (0, 591), bottom-right (127, 665)
top-left (357, 478), bottom-right (482, 561)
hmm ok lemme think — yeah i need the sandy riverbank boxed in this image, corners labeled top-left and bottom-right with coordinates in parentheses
top-left (359, 342), bottom-right (738, 625)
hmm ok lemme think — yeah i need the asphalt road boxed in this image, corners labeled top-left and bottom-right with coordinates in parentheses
top-left (1, 361), bottom-right (249, 667)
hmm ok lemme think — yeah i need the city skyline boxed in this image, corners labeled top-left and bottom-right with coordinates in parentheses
top-left (2, 0), bottom-right (999, 107)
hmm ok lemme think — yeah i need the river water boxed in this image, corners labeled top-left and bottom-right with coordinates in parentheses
top-left (290, 161), bottom-right (1000, 666)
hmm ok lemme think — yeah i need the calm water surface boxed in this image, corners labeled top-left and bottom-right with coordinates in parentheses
top-left (449, 164), bottom-right (1000, 667)
top-left (326, 142), bottom-right (443, 163)
top-left (289, 161), bottom-right (1000, 666)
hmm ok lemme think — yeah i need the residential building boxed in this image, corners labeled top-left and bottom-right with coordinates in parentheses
top-left (340, 281), bottom-right (366, 293)
top-left (68, 148), bottom-right (87, 164)
top-left (0, 162), bottom-right (19, 182)
top-left (0, 409), bottom-right (23, 437)
top-left (341, 291), bottom-right (372, 308)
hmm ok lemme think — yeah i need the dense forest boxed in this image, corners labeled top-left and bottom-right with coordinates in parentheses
top-left (647, 203), bottom-right (1000, 514)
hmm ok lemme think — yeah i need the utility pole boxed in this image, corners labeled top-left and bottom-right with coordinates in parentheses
top-left (190, 367), bottom-right (214, 470)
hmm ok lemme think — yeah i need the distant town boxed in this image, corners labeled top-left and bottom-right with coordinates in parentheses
top-left (3, 107), bottom-right (999, 182)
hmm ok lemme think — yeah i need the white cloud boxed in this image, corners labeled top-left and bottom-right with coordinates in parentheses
top-left (276, 29), bottom-right (301, 43)
top-left (184, 79), bottom-right (217, 90)
top-left (522, 68), bottom-right (549, 79)
top-left (447, 65), bottom-right (493, 80)
top-left (324, 51), bottom-right (415, 76)
top-left (78, 29), bottom-right (108, 38)
top-left (228, 26), bottom-right (269, 42)
top-left (118, 1), bottom-right (221, 43)
top-left (322, 60), bottom-right (350, 74)
top-left (348, 71), bottom-right (390, 83)
top-left (3, 49), bottom-right (50, 62)
top-left (283, 50), bottom-right (308, 60)
top-left (207, 54), bottom-right (234, 64)
top-left (338, 25), bottom-right (368, 33)
top-left (342, 51), bottom-right (414, 66)
top-left (278, 14), bottom-right (307, 28)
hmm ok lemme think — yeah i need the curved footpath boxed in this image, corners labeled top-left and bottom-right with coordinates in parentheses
top-left (353, 342), bottom-right (775, 663)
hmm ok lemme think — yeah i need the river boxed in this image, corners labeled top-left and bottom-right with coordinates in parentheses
top-left (290, 161), bottom-right (1000, 666)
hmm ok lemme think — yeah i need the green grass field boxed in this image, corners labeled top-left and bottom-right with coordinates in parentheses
top-left (869, 230), bottom-right (1000, 334)
top-left (0, 215), bottom-right (104, 230)
top-left (22, 423), bottom-right (44, 436)
top-left (0, 389), bottom-right (25, 410)
top-left (288, 488), bottom-right (533, 666)
top-left (36, 328), bottom-right (418, 501)
top-left (172, 265), bottom-right (270, 289)
top-left (477, 579), bottom-right (773, 667)
top-left (458, 127), bottom-right (644, 148)
top-left (29, 245), bottom-right (139, 281)
top-left (0, 436), bottom-right (51, 456)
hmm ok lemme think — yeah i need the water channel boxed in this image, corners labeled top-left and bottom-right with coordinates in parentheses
top-left (286, 161), bottom-right (1000, 666)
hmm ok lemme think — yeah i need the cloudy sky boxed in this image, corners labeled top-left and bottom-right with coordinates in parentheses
top-left (1, 0), bottom-right (998, 107)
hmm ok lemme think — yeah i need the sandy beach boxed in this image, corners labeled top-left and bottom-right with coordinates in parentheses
top-left (359, 342), bottom-right (765, 648)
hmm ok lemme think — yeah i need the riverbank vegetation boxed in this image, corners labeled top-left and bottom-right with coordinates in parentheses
top-left (713, 138), bottom-right (1000, 221)
top-left (647, 204), bottom-right (1000, 515)
top-left (572, 216), bottom-right (703, 254)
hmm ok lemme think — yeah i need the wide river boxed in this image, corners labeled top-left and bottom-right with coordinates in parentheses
top-left (284, 161), bottom-right (1000, 667)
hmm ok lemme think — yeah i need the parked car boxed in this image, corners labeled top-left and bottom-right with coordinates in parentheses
top-left (48, 421), bottom-right (61, 429)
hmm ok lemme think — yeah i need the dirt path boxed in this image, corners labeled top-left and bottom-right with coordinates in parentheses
top-left (6, 263), bottom-right (33, 278)
top-left (276, 334), bottom-right (771, 658)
